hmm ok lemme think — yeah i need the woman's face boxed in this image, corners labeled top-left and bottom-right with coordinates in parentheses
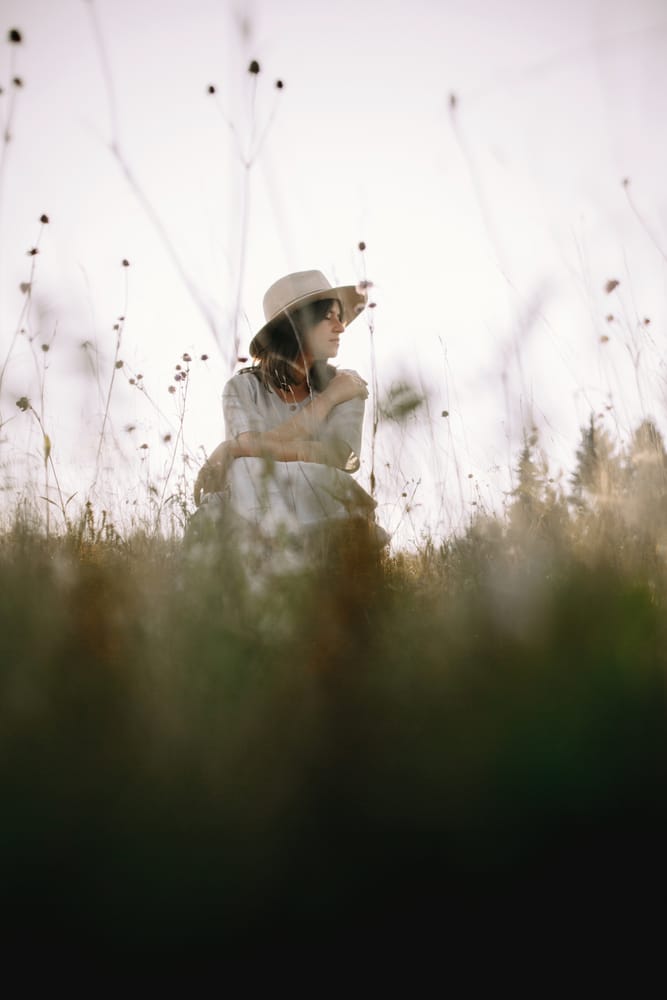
top-left (303, 301), bottom-right (345, 362)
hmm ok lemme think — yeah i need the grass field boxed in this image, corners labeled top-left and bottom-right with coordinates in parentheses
top-left (2, 428), bottom-right (667, 949)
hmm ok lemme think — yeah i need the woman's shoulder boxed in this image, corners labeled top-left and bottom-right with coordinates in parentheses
top-left (225, 367), bottom-right (263, 389)
top-left (223, 367), bottom-right (266, 405)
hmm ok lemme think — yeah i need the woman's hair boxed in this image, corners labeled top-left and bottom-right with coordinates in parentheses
top-left (249, 297), bottom-right (344, 393)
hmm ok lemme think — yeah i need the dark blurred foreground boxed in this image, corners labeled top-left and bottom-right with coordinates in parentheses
top-left (2, 511), bottom-right (667, 954)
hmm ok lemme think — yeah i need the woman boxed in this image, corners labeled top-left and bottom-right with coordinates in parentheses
top-left (192, 270), bottom-right (387, 561)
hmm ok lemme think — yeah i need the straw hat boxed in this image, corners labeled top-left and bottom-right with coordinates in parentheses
top-left (248, 270), bottom-right (367, 358)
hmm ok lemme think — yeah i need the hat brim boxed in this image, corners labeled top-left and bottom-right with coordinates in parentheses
top-left (248, 285), bottom-right (367, 359)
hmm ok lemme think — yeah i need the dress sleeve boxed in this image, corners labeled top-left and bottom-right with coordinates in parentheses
top-left (319, 394), bottom-right (365, 473)
top-left (223, 374), bottom-right (264, 439)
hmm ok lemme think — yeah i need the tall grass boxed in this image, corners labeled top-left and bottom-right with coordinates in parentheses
top-left (2, 433), bottom-right (667, 949)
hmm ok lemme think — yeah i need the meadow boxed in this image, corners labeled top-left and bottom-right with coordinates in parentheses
top-left (2, 418), bottom-right (667, 948)
top-left (2, 16), bottom-right (667, 950)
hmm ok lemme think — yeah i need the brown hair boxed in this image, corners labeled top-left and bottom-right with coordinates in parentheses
top-left (248, 298), bottom-right (343, 393)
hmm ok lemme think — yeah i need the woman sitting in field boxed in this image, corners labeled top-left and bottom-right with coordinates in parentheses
top-left (192, 270), bottom-right (388, 562)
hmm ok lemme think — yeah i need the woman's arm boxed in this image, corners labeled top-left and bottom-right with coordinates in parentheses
top-left (193, 371), bottom-right (367, 504)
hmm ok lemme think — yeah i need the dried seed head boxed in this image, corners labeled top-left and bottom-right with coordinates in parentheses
top-left (358, 241), bottom-right (366, 251)
top-left (237, 356), bottom-right (248, 363)
top-left (168, 385), bottom-right (176, 394)
top-left (115, 360), bottom-right (124, 369)
top-left (200, 354), bottom-right (209, 361)
top-left (136, 373), bottom-right (143, 380)
top-left (113, 323), bottom-right (119, 331)
top-left (40, 213), bottom-right (49, 224)
top-left (207, 84), bottom-right (216, 94)
top-left (248, 59), bottom-right (260, 74)
top-left (441, 410), bottom-right (449, 417)
top-left (12, 77), bottom-right (23, 87)
top-left (140, 443), bottom-right (149, 450)
top-left (121, 258), bottom-right (130, 267)
top-left (604, 279), bottom-right (619, 293)
top-left (129, 378), bottom-right (136, 385)
top-left (125, 423), bottom-right (136, 432)
top-left (368, 302), bottom-right (377, 309)
top-left (622, 177), bottom-right (630, 188)
top-left (27, 247), bottom-right (38, 256)
top-left (600, 335), bottom-right (610, 344)
top-left (8, 28), bottom-right (22, 43)
top-left (41, 344), bottom-right (49, 352)
top-left (182, 352), bottom-right (192, 362)
top-left (175, 363), bottom-right (181, 371)
top-left (606, 314), bottom-right (614, 322)
top-left (449, 92), bottom-right (457, 108)
top-left (163, 433), bottom-right (172, 443)
top-left (644, 317), bottom-right (651, 325)
top-left (19, 282), bottom-right (31, 294)
top-left (16, 396), bottom-right (30, 411)
top-left (275, 79), bottom-right (284, 89)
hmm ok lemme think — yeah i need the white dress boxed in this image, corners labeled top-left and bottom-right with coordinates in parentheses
top-left (200, 369), bottom-right (377, 549)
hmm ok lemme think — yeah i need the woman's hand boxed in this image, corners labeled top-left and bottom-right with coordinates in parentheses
top-left (194, 443), bottom-right (234, 507)
top-left (323, 370), bottom-right (369, 407)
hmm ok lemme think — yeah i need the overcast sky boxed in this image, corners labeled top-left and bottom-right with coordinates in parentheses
top-left (1, 0), bottom-right (666, 544)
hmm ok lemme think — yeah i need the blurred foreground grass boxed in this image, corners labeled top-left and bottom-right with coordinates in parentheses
top-left (2, 480), bottom-right (667, 949)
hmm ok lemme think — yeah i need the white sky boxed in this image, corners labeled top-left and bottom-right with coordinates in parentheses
top-left (0, 0), bottom-right (666, 545)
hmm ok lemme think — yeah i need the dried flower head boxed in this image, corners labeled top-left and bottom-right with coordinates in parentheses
top-left (275, 79), bottom-right (284, 89)
top-left (368, 302), bottom-right (377, 309)
top-left (200, 354), bottom-right (209, 361)
top-left (8, 28), bottom-right (22, 43)
top-left (163, 433), bottom-right (172, 443)
top-left (40, 213), bottom-right (49, 224)
top-left (358, 241), bottom-right (366, 251)
top-left (27, 247), bottom-right (38, 256)
top-left (441, 410), bottom-right (449, 417)
top-left (248, 59), bottom-right (260, 74)
top-left (207, 84), bottom-right (216, 94)
top-left (600, 335), bottom-right (610, 344)
top-left (19, 282), bottom-right (31, 294)
top-left (115, 360), bottom-right (124, 369)
top-left (168, 385), bottom-right (176, 394)
top-left (182, 352), bottom-right (192, 362)
top-left (41, 344), bottom-right (49, 352)
top-left (606, 314), bottom-right (614, 322)
top-left (121, 258), bottom-right (130, 267)
top-left (16, 396), bottom-right (30, 411)
top-left (140, 443), bottom-right (149, 450)
top-left (644, 317), bottom-right (651, 325)
top-left (13, 77), bottom-right (23, 88)
top-left (605, 279), bottom-right (619, 294)
top-left (237, 356), bottom-right (248, 364)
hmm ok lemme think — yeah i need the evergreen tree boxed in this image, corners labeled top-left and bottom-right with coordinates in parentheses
top-left (569, 414), bottom-right (622, 506)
